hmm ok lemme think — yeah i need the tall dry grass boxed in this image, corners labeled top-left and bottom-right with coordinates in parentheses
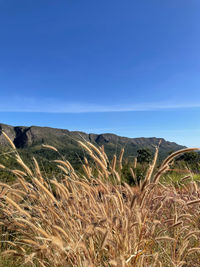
top-left (0, 132), bottom-right (200, 266)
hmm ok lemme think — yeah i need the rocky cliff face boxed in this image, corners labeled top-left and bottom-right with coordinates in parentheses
top-left (0, 123), bottom-right (16, 145)
top-left (0, 124), bottom-right (71, 148)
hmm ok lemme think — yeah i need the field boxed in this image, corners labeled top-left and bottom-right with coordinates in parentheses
top-left (0, 132), bottom-right (200, 266)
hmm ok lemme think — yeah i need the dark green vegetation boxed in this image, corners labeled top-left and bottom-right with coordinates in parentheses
top-left (0, 123), bottom-right (185, 166)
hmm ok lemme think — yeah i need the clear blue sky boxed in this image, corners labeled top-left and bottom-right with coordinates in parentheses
top-left (0, 0), bottom-right (200, 147)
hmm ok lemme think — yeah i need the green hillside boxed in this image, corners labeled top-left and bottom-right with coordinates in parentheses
top-left (0, 123), bottom-right (185, 174)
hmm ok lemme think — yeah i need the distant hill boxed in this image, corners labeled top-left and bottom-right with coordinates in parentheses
top-left (0, 123), bottom-right (185, 168)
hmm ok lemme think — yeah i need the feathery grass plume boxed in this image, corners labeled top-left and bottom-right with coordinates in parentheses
top-left (183, 231), bottom-right (200, 241)
top-left (92, 154), bottom-right (109, 176)
top-left (187, 247), bottom-right (200, 255)
top-left (42, 144), bottom-right (58, 152)
top-left (4, 196), bottom-right (31, 218)
top-left (100, 230), bottom-right (108, 249)
top-left (32, 157), bottom-right (44, 183)
top-left (130, 194), bottom-right (137, 209)
top-left (15, 154), bottom-right (33, 177)
top-left (155, 237), bottom-right (176, 242)
top-left (16, 218), bottom-right (50, 238)
top-left (192, 181), bottom-right (198, 193)
top-left (82, 164), bottom-right (91, 179)
top-left (50, 179), bottom-right (69, 199)
top-left (1, 250), bottom-right (18, 256)
top-left (187, 199), bottom-right (200, 205)
top-left (144, 145), bottom-right (159, 183)
top-left (153, 165), bottom-right (169, 184)
top-left (79, 141), bottom-right (109, 178)
top-left (130, 167), bottom-right (137, 185)
top-left (52, 225), bottom-right (69, 241)
top-left (20, 239), bottom-right (39, 247)
top-left (140, 190), bottom-right (149, 209)
top-left (111, 154), bottom-right (116, 172)
top-left (78, 141), bottom-right (94, 156)
top-left (170, 221), bottom-right (183, 228)
top-left (0, 182), bottom-right (11, 189)
top-left (9, 188), bottom-right (26, 198)
top-left (57, 164), bottom-right (70, 176)
top-left (66, 160), bottom-right (74, 172)
top-left (113, 170), bottom-right (121, 183)
top-left (2, 131), bottom-right (16, 150)
top-left (100, 145), bottom-right (105, 155)
top-left (133, 157), bottom-right (137, 169)
top-left (123, 182), bottom-right (134, 196)
top-left (0, 163), bottom-right (5, 169)
top-left (54, 159), bottom-right (72, 171)
top-left (181, 175), bottom-right (192, 182)
top-left (160, 148), bottom-right (200, 169)
top-left (119, 148), bottom-right (124, 170)
top-left (33, 177), bottom-right (58, 205)
top-left (94, 178), bottom-right (109, 194)
top-left (100, 145), bottom-right (109, 163)
top-left (84, 157), bottom-right (89, 166)
top-left (11, 169), bottom-right (27, 177)
top-left (178, 214), bottom-right (192, 221)
top-left (86, 141), bottom-right (107, 168)
top-left (176, 240), bottom-right (189, 259)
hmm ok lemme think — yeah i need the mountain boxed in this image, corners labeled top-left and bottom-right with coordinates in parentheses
top-left (0, 123), bottom-right (185, 168)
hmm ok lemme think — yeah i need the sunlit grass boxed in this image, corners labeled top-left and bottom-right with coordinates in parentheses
top-left (0, 132), bottom-right (200, 266)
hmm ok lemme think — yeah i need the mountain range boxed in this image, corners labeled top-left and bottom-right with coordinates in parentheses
top-left (0, 123), bottom-right (185, 168)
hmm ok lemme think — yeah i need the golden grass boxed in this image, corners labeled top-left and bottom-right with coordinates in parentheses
top-left (0, 131), bottom-right (200, 266)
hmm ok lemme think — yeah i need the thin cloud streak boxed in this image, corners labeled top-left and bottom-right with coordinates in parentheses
top-left (1, 97), bottom-right (200, 113)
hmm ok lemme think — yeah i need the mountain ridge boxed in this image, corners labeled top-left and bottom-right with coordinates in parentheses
top-left (0, 123), bottom-right (186, 164)
top-left (0, 123), bottom-right (185, 148)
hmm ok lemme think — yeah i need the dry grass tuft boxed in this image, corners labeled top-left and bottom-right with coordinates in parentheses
top-left (0, 132), bottom-right (200, 266)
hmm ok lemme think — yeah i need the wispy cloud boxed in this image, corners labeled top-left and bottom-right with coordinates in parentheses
top-left (1, 97), bottom-right (200, 113)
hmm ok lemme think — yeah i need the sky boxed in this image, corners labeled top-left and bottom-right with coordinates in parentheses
top-left (0, 0), bottom-right (200, 147)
